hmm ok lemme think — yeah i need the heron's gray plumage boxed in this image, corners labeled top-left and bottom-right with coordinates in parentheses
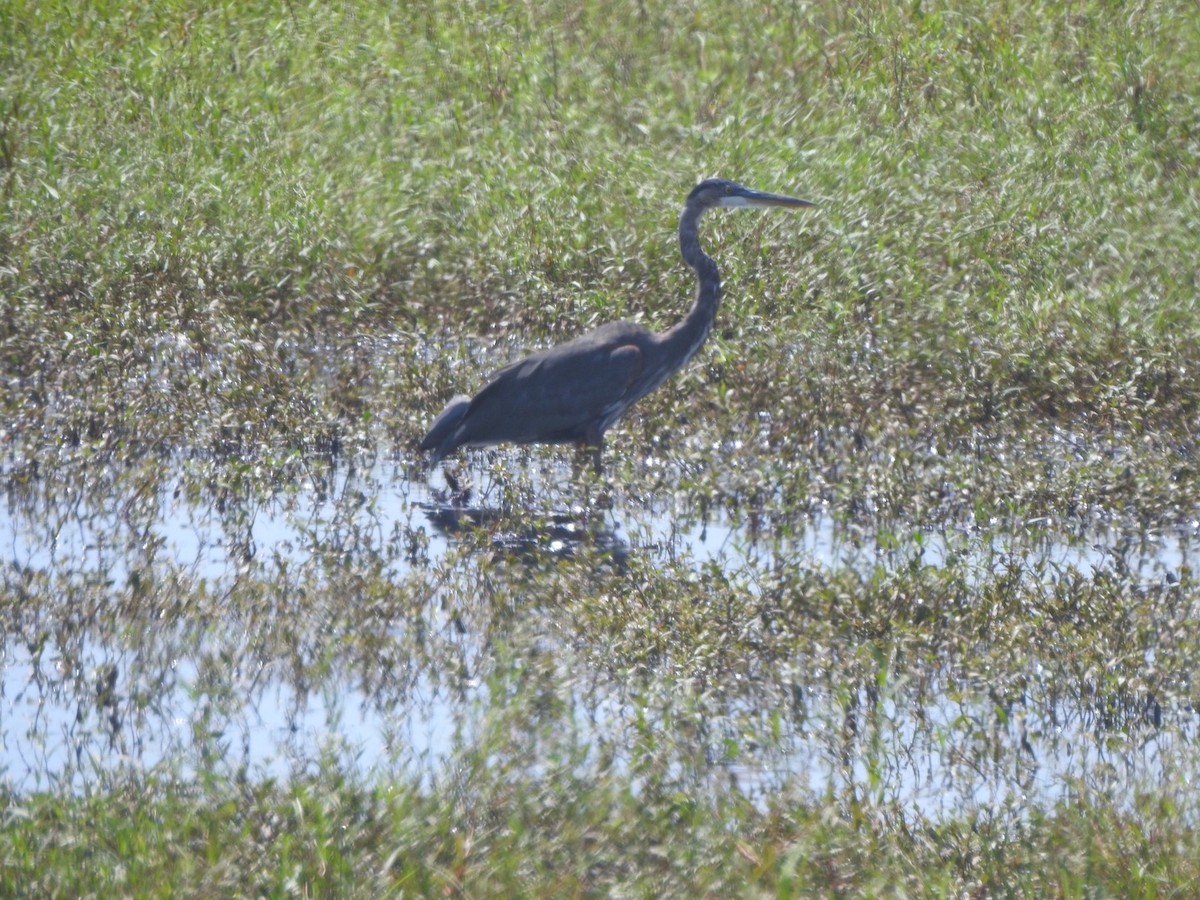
top-left (419, 179), bottom-right (814, 471)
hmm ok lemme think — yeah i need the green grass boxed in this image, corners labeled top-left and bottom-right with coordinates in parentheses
top-left (4, 760), bottom-right (1198, 896)
top-left (4, 0), bottom-right (1199, 498)
top-left (3, 0), bottom-right (1200, 894)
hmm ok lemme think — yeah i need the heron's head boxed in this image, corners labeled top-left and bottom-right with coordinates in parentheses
top-left (687, 178), bottom-right (815, 211)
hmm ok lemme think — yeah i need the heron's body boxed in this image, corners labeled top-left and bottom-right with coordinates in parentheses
top-left (420, 179), bottom-right (814, 470)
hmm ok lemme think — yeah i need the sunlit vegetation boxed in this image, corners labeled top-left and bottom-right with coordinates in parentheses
top-left (2, 0), bottom-right (1200, 894)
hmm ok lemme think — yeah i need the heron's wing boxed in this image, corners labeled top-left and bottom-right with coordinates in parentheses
top-left (418, 394), bottom-right (472, 458)
top-left (456, 322), bottom-right (650, 446)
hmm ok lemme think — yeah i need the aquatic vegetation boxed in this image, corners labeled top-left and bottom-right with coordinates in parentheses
top-left (3, 0), bottom-right (1200, 893)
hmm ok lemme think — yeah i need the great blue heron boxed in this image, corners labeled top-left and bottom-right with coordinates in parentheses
top-left (420, 178), bottom-right (815, 472)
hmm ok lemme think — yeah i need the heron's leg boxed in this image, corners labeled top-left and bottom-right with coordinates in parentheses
top-left (581, 425), bottom-right (605, 476)
top-left (569, 441), bottom-right (603, 477)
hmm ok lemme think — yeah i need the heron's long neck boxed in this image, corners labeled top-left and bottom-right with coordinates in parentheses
top-left (661, 203), bottom-right (720, 368)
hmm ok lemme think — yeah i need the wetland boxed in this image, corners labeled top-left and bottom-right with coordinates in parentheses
top-left (3, 0), bottom-right (1200, 894)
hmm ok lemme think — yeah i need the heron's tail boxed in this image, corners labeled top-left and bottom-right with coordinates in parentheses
top-left (418, 394), bottom-right (471, 461)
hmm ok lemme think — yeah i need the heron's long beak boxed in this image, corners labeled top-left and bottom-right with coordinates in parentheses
top-left (739, 188), bottom-right (817, 209)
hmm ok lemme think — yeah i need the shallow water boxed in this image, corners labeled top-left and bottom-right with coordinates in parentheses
top-left (2, 448), bottom-right (1197, 820)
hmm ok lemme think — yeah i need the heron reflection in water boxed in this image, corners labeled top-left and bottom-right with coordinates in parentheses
top-left (420, 179), bottom-right (815, 473)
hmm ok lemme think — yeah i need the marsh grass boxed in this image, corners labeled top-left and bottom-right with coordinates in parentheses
top-left (3, 0), bottom-right (1200, 894)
